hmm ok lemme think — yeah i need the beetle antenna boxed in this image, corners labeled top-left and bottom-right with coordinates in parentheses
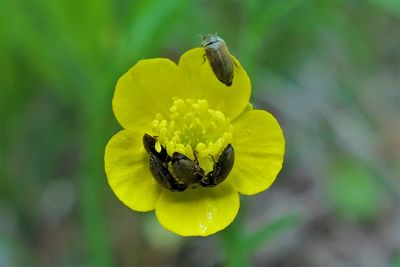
top-left (193, 150), bottom-right (200, 163)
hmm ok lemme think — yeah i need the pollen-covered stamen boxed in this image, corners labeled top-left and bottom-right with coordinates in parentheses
top-left (151, 98), bottom-right (233, 173)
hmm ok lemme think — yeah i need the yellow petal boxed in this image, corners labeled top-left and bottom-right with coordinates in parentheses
top-left (229, 110), bottom-right (285, 195)
top-left (105, 130), bottom-right (162, 211)
top-left (113, 58), bottom-right (183, 132)
top-left (155, 182), bottom-right (239, 236)
top-left (178, 48), bottom-right (251, 119)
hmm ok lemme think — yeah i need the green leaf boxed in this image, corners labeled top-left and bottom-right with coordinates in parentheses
top-left (242, 213), bottom-right (300, 254)
top-left (367, 0), bottom-right (400, 17)
top-left (219, 211), bottom-right (300, 267)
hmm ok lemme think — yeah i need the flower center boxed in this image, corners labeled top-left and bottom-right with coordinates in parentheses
top-left (150, 98), bottom-right (233, 173)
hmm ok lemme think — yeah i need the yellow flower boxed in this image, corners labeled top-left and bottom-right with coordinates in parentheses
top-left (104, 48), bottom-right (285, 236)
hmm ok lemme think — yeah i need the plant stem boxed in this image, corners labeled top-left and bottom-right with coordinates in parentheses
top-left (80, 78), bottom-right (113, 267)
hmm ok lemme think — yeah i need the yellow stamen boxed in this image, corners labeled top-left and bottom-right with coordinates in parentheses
top-left (151, 98), bottom-right (233, 173)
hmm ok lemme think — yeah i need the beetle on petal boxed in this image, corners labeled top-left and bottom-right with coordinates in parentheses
top-left (201, 34), bottom-right (235, 87)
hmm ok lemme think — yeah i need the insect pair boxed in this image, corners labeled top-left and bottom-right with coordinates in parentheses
top-left (143, 134), bottom-right (235, 192)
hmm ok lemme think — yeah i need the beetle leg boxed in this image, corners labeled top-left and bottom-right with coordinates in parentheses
top-left (193, 150), bottom-right (200, 164)
top-left (231, 56), bottom-right (238, 67)
top-left (208, 154), bottom-right (216, 163)
top-left (202, 54), bottom-right (207, 64)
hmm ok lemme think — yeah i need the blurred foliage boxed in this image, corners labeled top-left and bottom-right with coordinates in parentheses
top-left (1, 0), bottom-right (399, 267)
top-left (392, 253), bottom-right (400, 267)
top-left (327, 159), bottom-right (385, 222)
top-left (393, 254), bottom-right (400, 267)
top-left (220, 210), bottom-right (300, 267)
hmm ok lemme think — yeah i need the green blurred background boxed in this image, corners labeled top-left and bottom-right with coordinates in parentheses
top-left (1, 0), bottom-right (399, 266)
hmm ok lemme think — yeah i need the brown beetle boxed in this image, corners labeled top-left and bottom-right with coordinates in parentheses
top-left (201, 34), bottom-right (235, 86)
top-left (171, 152), bottom-right (205, 185)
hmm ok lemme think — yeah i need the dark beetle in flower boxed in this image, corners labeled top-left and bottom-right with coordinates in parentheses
top-left (201, 144), bottom-right (235, 187)
top-left (143, 133), bottom-right (235, 191)
top-left (143, 134), bottom-right (187, 191)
